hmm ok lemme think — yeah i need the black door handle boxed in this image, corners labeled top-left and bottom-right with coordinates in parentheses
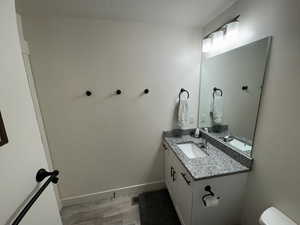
top-left (0, 111), bottom-right (8, 147)
top-left (163, 143), bottom-right (168, 150)
top-left (172, 170), bottom-right (176, 182)
top-left (181, 173), bottom-right (191, 185)
top-left (171, 167), bottom-right (176, 182)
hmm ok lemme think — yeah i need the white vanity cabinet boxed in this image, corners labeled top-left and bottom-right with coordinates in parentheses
top-left (163, 141), bottom-right (248, 225)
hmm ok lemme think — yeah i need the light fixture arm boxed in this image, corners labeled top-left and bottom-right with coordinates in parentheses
top-left (203, 15), bottom-right (240, 39)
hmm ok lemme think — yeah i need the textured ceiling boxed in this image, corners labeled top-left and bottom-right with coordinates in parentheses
top-left (16, 0), bottom-right (238, 27)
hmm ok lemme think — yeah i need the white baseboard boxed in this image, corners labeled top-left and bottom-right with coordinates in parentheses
top-left (61, 180), bottom-right (165, 207)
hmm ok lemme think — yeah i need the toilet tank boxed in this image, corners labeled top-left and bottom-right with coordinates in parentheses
top-left (259, 207), bottom-right (297, 225)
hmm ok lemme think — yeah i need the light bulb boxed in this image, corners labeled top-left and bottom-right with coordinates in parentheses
top-left (225, 21), bottom-right (239, 41)
top-left (202, 38), bottom-right (212, 53)
top-left (212, 30), bottom-right (224, 51)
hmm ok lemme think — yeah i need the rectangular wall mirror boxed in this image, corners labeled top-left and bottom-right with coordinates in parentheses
top-left (198, 37), bottom-right (272, 157)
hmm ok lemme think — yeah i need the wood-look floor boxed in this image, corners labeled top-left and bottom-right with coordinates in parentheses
top-left (61, 197), bottom-right (140, 225)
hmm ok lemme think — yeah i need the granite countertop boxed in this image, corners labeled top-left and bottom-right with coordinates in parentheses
top-left (163, 134), bottom-right (250, 181)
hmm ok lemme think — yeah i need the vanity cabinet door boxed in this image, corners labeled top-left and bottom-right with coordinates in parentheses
top-left (163, 142), bottom-right (174, 196)
top-left (163, 142), bottom-right (193, 225)
top-left (173, 160), bottom-right (193, 225)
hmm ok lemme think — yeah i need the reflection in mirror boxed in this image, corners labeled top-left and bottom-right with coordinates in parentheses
top-left (199, 37), bottom-right (272, 157)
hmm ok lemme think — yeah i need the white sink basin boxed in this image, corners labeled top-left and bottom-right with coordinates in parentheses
top-left (177, 142), bottom-right (208, 159)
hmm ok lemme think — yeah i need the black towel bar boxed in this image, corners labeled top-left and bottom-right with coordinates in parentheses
top-left (11, 169), bottom-right (59, 225)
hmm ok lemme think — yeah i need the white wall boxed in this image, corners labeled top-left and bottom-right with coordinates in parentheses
top-left (0, 1), bottom-right (62, 225)
top-left (22, 16), bottom-right (202, 199)
top-left (17, 13), bottom-right (63, 210)
top-left (203, 0), bottom-right (300, 224)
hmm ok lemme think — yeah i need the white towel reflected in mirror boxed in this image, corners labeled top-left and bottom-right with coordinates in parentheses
top-left (210, 95), bottom-right (224, 125)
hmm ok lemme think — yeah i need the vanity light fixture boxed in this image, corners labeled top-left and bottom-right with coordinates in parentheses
top-left (211, 30), bottom-right (225, 51)
top-left (202, 37), bottom-right (212, 53)
top-left (225, 21), bottom-right (239, 41)
top-left (202, 15), bottom-right (240, 53)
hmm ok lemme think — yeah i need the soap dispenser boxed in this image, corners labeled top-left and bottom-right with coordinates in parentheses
top-left (194, 128), bottom-right (200, 138)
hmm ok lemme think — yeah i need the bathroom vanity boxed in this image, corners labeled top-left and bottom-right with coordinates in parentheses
top-left (162, 131), bottom-right (252, 225)
top-left (162, 37), bottom-right (271, 225)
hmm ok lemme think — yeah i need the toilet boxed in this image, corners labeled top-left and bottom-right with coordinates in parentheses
top-left (259, 207), bottom-right (297, 225)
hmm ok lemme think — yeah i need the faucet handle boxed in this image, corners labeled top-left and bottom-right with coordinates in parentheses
top-left (199, 139), bottom-right (208, 149)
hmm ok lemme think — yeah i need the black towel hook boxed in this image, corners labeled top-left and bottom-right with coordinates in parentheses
top-left (85, 90), bottom-right (92, 96)
top-left (179, 88), bottom-right (190, 99)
